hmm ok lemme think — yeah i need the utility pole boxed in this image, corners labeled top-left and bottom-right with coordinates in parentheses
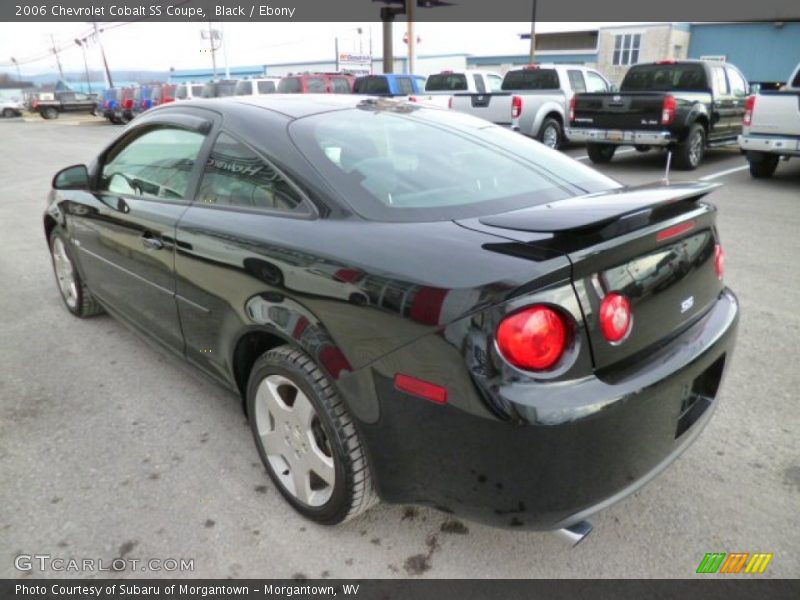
top-left (334, 36), bottom-right (339, 71)
top-left (381, 7), bottom-right (395, 73)
top-left (75, 38), bottom-right (92, 93)
top-left (50, 33), bottom-right (64, 79)
top-left (93, 23), bottom-right (113, 88)
top-left (220, 22), bottom-right (230, 79)
top-left (208, 22), bottom-right (217, 79)
top-left (406, 0), bottom-right (415, 74)
top-left (10, 57), bottom-right (21, 82)
top-left (528, 0), bottom-right (537, 63)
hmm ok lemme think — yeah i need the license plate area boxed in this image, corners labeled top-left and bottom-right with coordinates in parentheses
top-left (607, 130), bottom-right (624, 141)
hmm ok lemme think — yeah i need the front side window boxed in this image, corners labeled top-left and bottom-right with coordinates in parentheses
top-left (726, 68), bottom-right (748, 97)
top-left (197, 133), bottom-right (308, 214)
top-left (712, 66), bottom-right (730, 96)
top-left (613, 33), bottom-right (642, 66)
top-left (568, 70), bottom-right (586, 93)
top-left (289, 106), bottom-right (619, 222)
top-left (100, 127), bottom-right (206, 201)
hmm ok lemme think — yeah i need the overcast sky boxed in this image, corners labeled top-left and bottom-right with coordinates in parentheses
top-left (0, 21), bottom-right (635, 76)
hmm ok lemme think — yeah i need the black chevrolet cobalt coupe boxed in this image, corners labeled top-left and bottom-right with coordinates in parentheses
top-left (45, 95), bottom-right (738, 538)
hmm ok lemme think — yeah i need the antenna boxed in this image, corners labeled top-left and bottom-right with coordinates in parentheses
top-left (663, 149), bottom-right (672, 184)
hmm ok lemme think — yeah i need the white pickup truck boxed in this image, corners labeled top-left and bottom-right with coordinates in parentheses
top-left (409, 70), bottom-right (503, 108)
top-left (449, 64), bottom-right (613, 149)
top-left (738, 63), bottom-right (800, 178)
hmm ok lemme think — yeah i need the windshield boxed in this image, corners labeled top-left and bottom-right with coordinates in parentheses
top-left (502, 69), bottom-right (560, 90)
top-left (290, 104), bottom-right (619, 222)
top-left (425, 74), bottom-right (468, 92)
top-left (621, 64), bottom-right (708, 92)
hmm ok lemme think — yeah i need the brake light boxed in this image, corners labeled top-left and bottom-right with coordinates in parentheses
top-left (394, 374), bottom-right (447, 404)
top-left (511, 95), bottom-right (523, 119)
top-left (569, 96), bottom-right (576, 122)
top-left (599, 293), bottom-right (632, 344)
top-left (525, 64), bottom-right (539, 70)
top-left (656, 219), bottom-right (696, 242)
top-left (743, 95), bottom-right (756, 126)
top-left (447, 96), bottom-right (453, 109)
top-left (714, 244), bottom-right (725, 281)
top-left (656, 60), bottom-right (677, 65)
top-left (440, 70), bottom-right (453, 74)
top-left (661, 95), bottom-right (677, 125)
top-left (496, 305), bottom-right (567, 371)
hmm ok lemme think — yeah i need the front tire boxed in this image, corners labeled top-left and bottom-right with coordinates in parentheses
top-left (674, 123), bottom-right (705, 170)
top-left (2, 108), bottom-right (16, 118)
top-left (247, 346), bottom-right (377, 525)
top-left (42, 107), bottom-right (59, 120)
top-left (586, 143), bottom-right (617, 163)
top-left (538, 118), bottom-right (563, 150)
top-left (49, 230), bottom-right (103, 317)
top-left (747, 153), bottom-right (779, 179)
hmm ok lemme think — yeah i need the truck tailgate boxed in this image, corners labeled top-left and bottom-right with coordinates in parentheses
top-left (450, 93), bottom-right (513, 126)
top-left (573, 92), bottom-right (668, 130)
top-left (749, 92), bottom-right (800, 136)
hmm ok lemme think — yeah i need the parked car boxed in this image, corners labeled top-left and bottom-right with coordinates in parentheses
top-left (1, 97), bottom-right (24, 118)
top-left (450, 64), bottom-right (613, 149)
top-left (44, 96), bottom-right (737, 537)
top-left (738, 63), bottom-right (800, 178)
top-left (353, 74), bottom-right (426, 98)
top-left (134, 84), bottom-right (162, 115)
top-left (235, 77), bottom-right (282, 97)
top-left (118, 87), bottom-right (136, 123)
top-left (175, 82), bottom-right (205, 101)
top-left (277, 73), bottom-right (355, 94)
top-left (411, 69), bottom-right (503, 107)
top-left (202, 79), bottom-right (239, 99)
top-left (161, 83), bottom-right (177, 105)
top-left (32, 91), bottom-right (98, 120)
top-left (567, 60), bottom-right (749, 169)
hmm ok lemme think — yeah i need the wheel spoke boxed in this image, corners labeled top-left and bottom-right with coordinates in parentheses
top-left (260, 429), bottom-right (285, 456)
top-left (292, 389), bottom-right (315, 428)
top-left (306, 446), bottom-right (335, 487)
top-left (291, 465), bottom-right (312, 504)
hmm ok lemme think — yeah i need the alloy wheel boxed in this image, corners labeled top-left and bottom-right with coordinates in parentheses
top-left (542, 124), bottom-right (559, 149)
top-left (52, 237), bottom-right (78, 309)
top-left (254, 374), bottom-right (335, 507)
top-left (689, 131), bottom-right (704, 167)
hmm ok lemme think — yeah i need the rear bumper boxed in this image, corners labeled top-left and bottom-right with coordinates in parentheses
top-left (567, 127), bottom-right (675, 146)
top-left (359, 288), bottom-right (738, 530)
top-left (738, 134), bottom-right (800, 156)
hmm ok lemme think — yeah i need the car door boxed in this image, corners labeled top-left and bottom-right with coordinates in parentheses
top-left (71, 115), bottom-right (212, 352)
top-left (709, 64), bottom-right (736, 140)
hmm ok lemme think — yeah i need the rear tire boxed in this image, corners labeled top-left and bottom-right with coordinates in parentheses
top-left (48, 230), bottom-right (104, 318)
top-left (634, 145), bottom-right (650, 153)
top-left (747, 153), bottom-right (779, 179)
top-left (247, 346), bottom-right (377, 525)
top-left (538, 118), bottom-right (563, 150)
top-left (674, 123), bottom-right (705, 170)
top-left (42, 107), bottom-right (59, 120)
top-left (586, 143), bottom-right (617, 164)
top-left (2, 108), bottom-right (16, 118)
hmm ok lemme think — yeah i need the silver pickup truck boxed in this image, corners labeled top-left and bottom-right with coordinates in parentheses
top-left (738, 63), bottom-right (800, 178)
top-left (449, 64), bottom-right (613, 149)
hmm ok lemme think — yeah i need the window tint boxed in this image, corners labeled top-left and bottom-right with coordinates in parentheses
top-left (726, 68), bottom-right (748, 97)
top-left (331, 78), bottom-right (351, 94)
top-left (306, 77), bottom-right (326, 93)
top-left (486, 74), bottom-right (503, 92)
top-left (235, 80), bottom-right (254, 96)
top-left (355, 76), bottom-right (390, 95)
top-left (425, 73), bottom-right (468, 92)
top-left (289, 107), bottom-right (619, 222)
top-left (197, 133), bottom-right (308, 213)
top-left (257, 80), bottom-right (276, 94)
top-left (472, 74), bottom-right (486, 93)
top-left (621, 64), bottom-right (707, 92)
top-left (100, 127), bottom-right (206, 201)
top-left (585, 71), bottom-right (609, 92)
top-left (396, 77), bottom-right (414, 95)
top-left (278, 77), bottom-right (301, 93)
top-left (501, 69), bottom-right (560, 90)
top-left (567, 70), bottom-right (586, 93)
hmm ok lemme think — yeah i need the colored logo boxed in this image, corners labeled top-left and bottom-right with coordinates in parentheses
top-left (696, 552), bottom-right (773, 574)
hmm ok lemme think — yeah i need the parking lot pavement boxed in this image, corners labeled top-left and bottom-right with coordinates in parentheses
top-left (1, 119), bottom-right (798, 579)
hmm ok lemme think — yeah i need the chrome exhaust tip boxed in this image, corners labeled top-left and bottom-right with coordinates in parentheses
top-left (553, 520), bottom-right (593, 547)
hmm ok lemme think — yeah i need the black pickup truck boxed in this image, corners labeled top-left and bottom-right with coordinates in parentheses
top-left (32, 91), bottom-right (98, 120)
top-left (566, 60), bottom-right (749, 169)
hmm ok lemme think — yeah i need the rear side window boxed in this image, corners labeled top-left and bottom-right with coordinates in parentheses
top-left (726, 68), bottom-right (748, 97)
top-left (197, 133), bottom-right (309, 214)
top-left (331, 78), bottom-right (351, 94)
top-left (472, 74), bottom-right (486, 94)
top-left (100, 127), bottom-right (206, 201)
top-left (425, 73), bottom-right (468, 92)
top-left (278, 77), bottom-right (301, 93)
top-left (235, 80), bottom-right (254, 96)
top-left (621, 64), bottom-right (707, 92)
top-left (257, 80), bottom-right (276, 94)
top-left (501, 69), bottom-right (560, 91)
top-left (486, 74), bottom-right (503, 91)
top-left (355, 76), bottom-right (390, 95)
top-left (396, 77), bottom-right (414, 95)
top-left (306, 77), bottom-right (326, 93)
top-left (568, 70), bottom-right (586, 93)
top-left (585, 71), bottom-right (609, 92)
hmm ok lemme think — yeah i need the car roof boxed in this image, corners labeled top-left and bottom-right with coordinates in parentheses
top-left (171, 94), bottom-right (374, 119)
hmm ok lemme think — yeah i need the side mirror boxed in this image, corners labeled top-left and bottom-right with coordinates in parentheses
top-left (53, 164), bottom-right (90, 190)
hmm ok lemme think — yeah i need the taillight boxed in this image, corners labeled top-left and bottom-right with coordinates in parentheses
top-left (511, 95), bottom-right (522, 119)
top-left (743, 95), bottom-right (756, 126)
top-left (569, 96), bottom-right (576, 122)
top-left (714, 244), bottom-right (725, 281)
top-left (599, 293), bottom-right (632, 344)
top-left (661, 95), bottom-right (676, 126)
top-left (447, 96), bottom-right (453, 109)
top-left (408, 96), bottom-right (418, 102)
top-left (394, 374), bottom-right (447, 404)
top-left (496, 305), bottom-right (567, 371)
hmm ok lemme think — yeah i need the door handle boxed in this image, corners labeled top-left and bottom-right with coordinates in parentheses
top-left (141, 233), bottom-right (164, 251)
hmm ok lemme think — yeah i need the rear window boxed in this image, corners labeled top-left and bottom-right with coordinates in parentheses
top-left (257, 80), bottom-right (276, 94)
top-left (289, 105), bottom-right (619, 222)
top-left (354, 76), bottom-right (390, 95)
top-left (235, 80), bottom-right (254, 96)
top-left (278, 77), bottom-right (302, 93)
top-left (192, 85), bottom-right (204, 96)
top-left (306, 77), bottom-right (326, 93)
top-left (425, 73), bottom-right (468, 92)
top-left (502, 69), bottom-right (560, 91)
top-left (216, 81), bottom-right (237, 97)
top-left (331, 78), bottom-right (351, 94)
top-left (396, 77), bottom-right (414, 95)
top-left (621, 64), bottom-right (708, 92)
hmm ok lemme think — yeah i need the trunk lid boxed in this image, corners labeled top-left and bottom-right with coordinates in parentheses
top-left (457, 182), bottom-right (724, 370)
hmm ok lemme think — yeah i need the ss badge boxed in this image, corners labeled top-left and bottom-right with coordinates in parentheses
top-left (680, 296), bottom-right (695, 314)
